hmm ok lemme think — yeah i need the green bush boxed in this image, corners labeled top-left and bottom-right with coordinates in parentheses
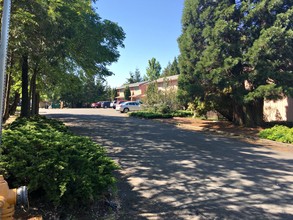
top-left (259, 125), bottom-right (293, 144)
top-left (129, 110), bottom-right (194, 119)
top-left (0, 116), bottom-right (118, 208)
top-left (171, 110), bottom-right (194, 117)
top-left (129, 111), bottom-right (172, 119)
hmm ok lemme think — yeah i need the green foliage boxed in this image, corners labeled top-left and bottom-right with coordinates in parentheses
top-left (162, 57), bottom-right (180, 77)
top-left (178, 0), bottom-right (293, 126)
top-left (244, 84), bottom-right (283, 103)
top-left (143, 80), bottom-right (179, 113)
top-left (6, 0), bottom-right (125, 116)
top-left (0, 116), bottom-right (118, 208)
top-left (124, 86), bottom-right (131, 101)
top-left (172, 110), bottom-right (194, 118)
top-left (259, 125), bottom-right (293, 144)
top-left (126, 68), bottom-right (143, 84)
top-left (129, 111), bottom-right (172, 119)
top-left (129, 110), bottom-right (193, 119)
top-left (144, 103), bottom-right (172, 115)
top-left (59, 75), bottom-right (111, 107)
top-left (144, 82), bottom-right (160, 106)
top-left (146, 58), bottom-right (161, 81)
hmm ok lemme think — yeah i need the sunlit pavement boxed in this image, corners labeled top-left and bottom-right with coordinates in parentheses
top-left (42, 108), bottom-right (293, 220)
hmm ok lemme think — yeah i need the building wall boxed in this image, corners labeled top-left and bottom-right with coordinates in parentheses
top-left (263, 97), bottom-right (293, 122)
top-left (157, 79), bottom-right (178, 91)
top-left (117, 89), bottom-right (125, 101)
top-left (130, 86), bottom-right (141, 96)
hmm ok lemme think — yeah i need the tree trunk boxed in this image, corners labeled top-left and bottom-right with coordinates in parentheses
top-left (33, 92), bottom-right (40, 115)
top-left (30, 67), bottom-right (38, 116)
top-left (3, 72), bottom-right (11, 123)
top-left (3, 52), bottom-right (14, 123)
top-left (20, 54), bottom-right (30, 118)
top-left (244, 99), bottom-right (264, 127)
top-left (9, 92), bottom-right (20, 115)
top-left (232, 103), bottom-right (245, 126)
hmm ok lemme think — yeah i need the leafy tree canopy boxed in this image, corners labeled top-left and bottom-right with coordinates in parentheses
top-left (2, 0), bottom-right (126, 116)
top-left (178, 0), bottom-right (293, 126)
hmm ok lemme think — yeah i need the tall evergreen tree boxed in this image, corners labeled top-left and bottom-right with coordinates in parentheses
top-left (170, 57), bottom-right (180, 76)
top-left (124, 86), bottom-right (131, 101)
top-left (146, 58), bottom-right (161, 81)
top-left (126, 72), bottom-right (135, 84)
top-left (134, 68), bottom-right (143, 82)
top-left (126, 68), bottom-right (143, 84)
top-left (178, 0), bottom-right (293, 126)
top-left (162, 57), bottom-right (180, 77)
top-left (162, 62), bottom-right (172, 77)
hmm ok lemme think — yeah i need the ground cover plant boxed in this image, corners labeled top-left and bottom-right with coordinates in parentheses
top-left (129, 111), bottom-right (173, 119)
top-left (0, 116), bottom-right (118, 216)
top-left (259, 125), bottom-right (293, 144)
top-left (171, 110), bottom-right (194, 117)
top-left (129, 110), bottom-right (193, 119)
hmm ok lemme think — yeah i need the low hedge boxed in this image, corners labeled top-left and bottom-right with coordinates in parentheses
top-left (129, 111), bottom-right (173, 119)
top-left (171, 110), bottom-right (194, 117)
top-left (129, 110), bottom-right (194, 119)
top-left (0, 116), bottom-right (118, 208)
top-left (259, 125), bottom-right (293, 144)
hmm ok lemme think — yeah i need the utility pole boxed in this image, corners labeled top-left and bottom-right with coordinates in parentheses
top-left (0, 0), bottom-right (12, 143)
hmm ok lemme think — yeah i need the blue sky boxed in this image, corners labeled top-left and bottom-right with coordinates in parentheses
top-left (95, 0), bottom-right (185, 88)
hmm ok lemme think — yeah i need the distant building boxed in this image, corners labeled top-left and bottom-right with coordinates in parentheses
top-left (152, 75), bottom-right (179, 92)
top-left (116, 81), bottom-right (148, 101)
top-left (115, 75), bottom-right (179, 101)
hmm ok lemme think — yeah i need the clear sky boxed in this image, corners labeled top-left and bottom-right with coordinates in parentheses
top-left (95, 0), bottom-right (185, 88)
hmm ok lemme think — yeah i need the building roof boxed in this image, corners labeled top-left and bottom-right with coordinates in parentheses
top-left (116, 75), bottom-right (179, 89)
top-left (154, 74), bottom-right (179, 83)
top-left (116, 81), bottom-right (148, 90)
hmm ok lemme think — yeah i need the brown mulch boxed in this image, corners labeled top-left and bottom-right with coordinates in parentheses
top-left (157, 117), bottom-right (263, 138)
top-left (157, 117), bottom-right (293, 152)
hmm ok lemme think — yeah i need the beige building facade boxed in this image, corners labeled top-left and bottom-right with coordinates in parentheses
top-left (263, 97), bottom-right (293, 122)
top-left (116, 75), bottom-right (179, 101)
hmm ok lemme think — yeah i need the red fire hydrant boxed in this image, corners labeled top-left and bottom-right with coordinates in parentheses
top-left (0, 175), bottom-right (27, 220)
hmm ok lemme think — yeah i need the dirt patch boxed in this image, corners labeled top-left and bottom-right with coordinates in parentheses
top-left (156, 117), bottom-right (293, 152)
top-left (157, 117), bottom-right (262, 137)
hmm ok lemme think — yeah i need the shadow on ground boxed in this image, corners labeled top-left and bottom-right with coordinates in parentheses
top-left (45, 113), bottom-right (293, 220)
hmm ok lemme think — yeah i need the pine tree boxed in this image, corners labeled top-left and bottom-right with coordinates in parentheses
top-left (146, 58), bottom-right (161, 81)
top-left (178, 0), bottom-right (293, 126)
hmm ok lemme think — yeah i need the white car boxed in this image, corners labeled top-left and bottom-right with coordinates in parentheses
top-left (117, 101), bottom-right (141, 113)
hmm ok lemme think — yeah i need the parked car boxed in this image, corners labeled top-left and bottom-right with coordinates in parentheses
top-left (117, 101), bottom-right (141, 113)
top-left (91, 101), bottom-right (101, 108)
top-left (101, 101), bottom-right (111, 108)
top-left (113, 100), bottom-right (126, 109)
top-left (115, 101), bottom-right (126, 111)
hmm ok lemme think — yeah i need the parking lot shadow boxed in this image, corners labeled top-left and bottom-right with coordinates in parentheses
top-left (45, 112), bottom-right (293, 220)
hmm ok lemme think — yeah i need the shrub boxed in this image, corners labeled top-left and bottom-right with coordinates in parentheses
top-left (156, 103), bottom-right (171, 114)
top-left (0, 116), bottom-right (118, 208)
top-left (129, 110), bottom-right (193, 119)
top-left (129, 111), bottom-right (172, 119)
top-left (172, 110), bottom-right (194, 117)
top-left (259, 125), bottom-right (293, 144)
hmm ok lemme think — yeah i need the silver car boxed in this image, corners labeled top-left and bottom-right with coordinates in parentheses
top-left (117, 101), bottom-right (141, 113)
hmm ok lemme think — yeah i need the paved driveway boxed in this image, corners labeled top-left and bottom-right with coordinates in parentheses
top-left (42, 108), bottom-right (293, 220)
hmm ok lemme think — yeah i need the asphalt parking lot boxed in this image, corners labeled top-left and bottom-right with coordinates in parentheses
top-left (42, 108), bottom-right (293, 220)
